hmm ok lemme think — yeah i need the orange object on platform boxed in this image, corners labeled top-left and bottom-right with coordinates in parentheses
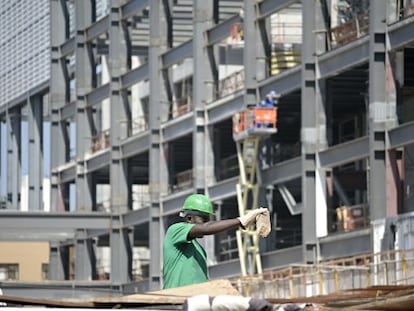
top-left (232, 107), bottom-right (277, 136)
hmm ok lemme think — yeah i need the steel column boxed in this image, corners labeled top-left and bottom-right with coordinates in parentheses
top-left (28, 95), bottom-right (44, 211)
top-left (75, 0), bottom-right (94, 212)
top-left (50, 0), bottom-right (69, 212)
top-left (6, 107), bottom-right (21, 210)
top-left (368, 0), bottom-right (393, 221)
top-left (148, 0), bottom-right (169, 290)
top-left (109, 1), bottom-right (131, 284)
top-left (74, 229), bottom-right (96, 280)
top-left (243, 0), bottom-right (257, 108)
top-left (49, 241), bottom-right (68, 280)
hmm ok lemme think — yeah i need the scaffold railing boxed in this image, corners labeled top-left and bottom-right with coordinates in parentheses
top-left (230, 248), bottom-right (414, 299)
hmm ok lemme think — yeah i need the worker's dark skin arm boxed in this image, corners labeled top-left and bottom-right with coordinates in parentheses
top-left (188, 218), bottom-right (241, 239)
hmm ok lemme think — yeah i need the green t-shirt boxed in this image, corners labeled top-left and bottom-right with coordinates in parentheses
top-left (162, 222), bottom-right (208, 289)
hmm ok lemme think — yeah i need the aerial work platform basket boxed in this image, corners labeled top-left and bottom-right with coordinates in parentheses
top-left (232, 107), bottom-right (278, 141)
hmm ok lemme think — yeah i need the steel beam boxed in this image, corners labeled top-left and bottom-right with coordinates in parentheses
top-left (122, 207), bottom-right (150, 226)
top-left (122, 0), bottom-right (149, 20)
top-left (86, 151), bottom-right (111, 172)
top-left (261, 157), bottom-right (302, 185)
top-left (162, 40), bottom-right (193, 68)
top-left (121, 132), bottom-right (150, 158)
top-left (389, 120), bottom-right (414, 148)
top-left (59, 163), bottom-right (76, 183)
top-left (318, 37), bottom-right (369, 79)
top-left (162, 191), bottom-right (191, 215)
top-left (86, 84), bottom-right (110, 107)
top-left (121, 64), bottom-right (149, 89)
top-left (258, 66), bottom-right (302, 96)
top-left (206, 15), bottom-right (243, 46)
top-left (207, 91), bottom-right (244, 123)
top-left (60, 102), bottom-right (76, 120)
top-left (208, 177), bottom-right (238, 201)
top-left (161, 114), bottom-right (193, 142)
top-left (319, 137), bottom-right (370, 168)
top-left (60, 37), bottom-right (75, 57)
top-left (257, 0), bottom-right (299, 19)
top-left (388, 14), bottom-right (414, 50)
top-left (0, 211), bottom-right (111, 229)
top-left (86, 16), bottom-right (109, 41)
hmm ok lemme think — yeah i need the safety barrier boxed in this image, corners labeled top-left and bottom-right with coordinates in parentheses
top-left (230, 249), bottom-right (414, 299)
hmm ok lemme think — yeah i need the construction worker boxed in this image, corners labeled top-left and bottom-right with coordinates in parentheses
top-left (162, 193), bottom-right (268, 289)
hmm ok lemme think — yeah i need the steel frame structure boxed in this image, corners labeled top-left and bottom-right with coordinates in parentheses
top-left (0, 0), bottom-right (414, 299)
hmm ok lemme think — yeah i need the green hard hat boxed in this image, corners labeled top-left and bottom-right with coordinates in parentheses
top-left (182, 194), bottom-right (214, 215)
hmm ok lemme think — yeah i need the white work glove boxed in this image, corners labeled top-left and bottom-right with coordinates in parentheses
top-left (238, 207), bottom-right (268, 228)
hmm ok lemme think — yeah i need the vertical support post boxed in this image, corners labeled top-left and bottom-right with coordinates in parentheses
top-left (110, 216), bottom-right (132, 283)
top-left (301, 0), bottom-right (328, 264)
top-left (7, 108), bottom-right (21, 210)
top-left (50, 0), bottom-right (69, 212)
top-left (193, 0), bottom-right (216, 264)
top-left (109, 0), bottom-right (131, 284)
top-left (28, 95), bottom-right (44, 210)
top-left (243, 0), bottom-right (257, 108)
top-left (368, 0), bottom-right (397, 221)
top-left (149, 0), bottom-right (169, 290)
top-left (49, 241), bottom-right (68, 280)
top-left (75, 0), bottom-right (94, 212)
top-left (74, 229), bottom-right (96, 280)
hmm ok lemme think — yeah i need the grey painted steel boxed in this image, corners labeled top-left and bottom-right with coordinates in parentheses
top-left (206, 15), bottom-right (243, 46)
top-left (60, 37), bottom-right (75, 57)
top-left (258, 66), bottom-right (302, 95)
top-left (319, 229), bottom-right (371, 260)
top-left (108, 2), bottom-right (131, 284)
top-left (121, 64), bottom-right (149, 89)
top-left (319, 137), bottom-right (370, 168)
top-left (368, 0), bottom-right (388, 222)
top-left (0, 211), bottom-right (111, 229)
top-left (86, 15), bottom-right (109, 41)
top-left (193, 1), bottom-right (215, 192)
top-left (0, 82), bottom-right (49, 115)
top-left (301, 1), bottom-right (317, 264)
top-left (121, 132), bottom-right (150, 158)
top-left (74, 229), bottom-right (96, 280)
top-left (388, 14), bottom-right (414, 50)
top-left (389, 120), bottom-right (414, 148)
top-left (162, 40), bottom-right (193, 68)
top-left (61, 101), bottom-right (76, 120)
top-left (49, 241), bottom-right (66, 280)
top-left (208, 177), bottom-right (238, 201)
top-left (318, 37), bottom-right (369, 78)
top-left (261, 157), bottom-right (302, 185)
top-left (162, 191), bottom-right (192, 215)
top-left (207, 91), bottom-right (244, 123)
top-left (123, 207), bottom-right (150, 226)
top-left (87, 84), bottom-right (110, 107)
top-left (162, 114), bottom-right (193, 142)
top-left (60, 164), bottom-right (76, 183)
top-left (7, 108), bottom-right (21, 210)
top-left (243, 0), bottom-right (257, 108)
top-left (148, 0), bottom-right (169, 290)
top-left (50, 0), bottom-right (69, 212)
top-left (257, 0), bottom-right (299, 19)
top-left (75, 0), bottom-right (94, 215)
top-left (122, 0), bottom-right (149, 20)
top-left (28, 95), bottom-right (44, 210)
top-left (86, 151), bottom-right (111, 172)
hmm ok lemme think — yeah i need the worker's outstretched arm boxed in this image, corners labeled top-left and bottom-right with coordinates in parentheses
top-left (188, 219), bottom-right (241, 239)
top-left (188, 208), bottom-right (268, 239)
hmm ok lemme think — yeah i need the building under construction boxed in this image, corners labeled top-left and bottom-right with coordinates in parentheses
top-left (1, 0), bottom-right (414, 301)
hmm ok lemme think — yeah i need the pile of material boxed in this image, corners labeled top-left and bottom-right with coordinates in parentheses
top-left (1, 281), bottom-right (414, 310)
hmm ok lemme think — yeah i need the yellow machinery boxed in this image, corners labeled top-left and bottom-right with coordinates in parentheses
top-left (232, 107), bottom-right (277, 276)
